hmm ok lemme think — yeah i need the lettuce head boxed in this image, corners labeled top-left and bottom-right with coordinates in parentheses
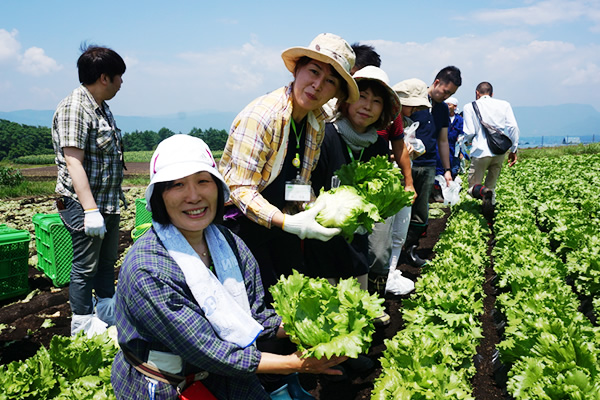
top-left (312, 185), bottom-right (382, 241)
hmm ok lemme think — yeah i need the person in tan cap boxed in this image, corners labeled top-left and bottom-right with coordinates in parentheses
top-left (388, 78), bottom-right (441, 269)
top-left (218, 33), bottom-right (358, 398)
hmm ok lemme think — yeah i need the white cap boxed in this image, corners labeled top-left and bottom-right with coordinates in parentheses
top-left (144, 134), bottom-right (230, 211)
top-left (445, 97), bottom-right (458, 106)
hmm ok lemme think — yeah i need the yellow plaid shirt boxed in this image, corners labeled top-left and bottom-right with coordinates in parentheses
top-left (219, 85), bottom-right (327, 228)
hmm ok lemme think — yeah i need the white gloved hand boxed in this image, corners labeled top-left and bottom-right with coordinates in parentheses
top-left (282, 202), bottom-right (341, 241)
top-left (84, 209), bottom-right (107, 239)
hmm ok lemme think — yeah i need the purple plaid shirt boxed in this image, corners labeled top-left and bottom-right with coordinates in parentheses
top-left (111, 226), bottom-right (281, 399)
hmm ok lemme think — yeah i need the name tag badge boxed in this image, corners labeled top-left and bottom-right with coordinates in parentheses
top-left (285, 183), bottom-right (312, 202)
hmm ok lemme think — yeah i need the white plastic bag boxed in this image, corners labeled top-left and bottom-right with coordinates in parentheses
top-left (71, 314), bottom-right (108, 338)
top-left (435, 175), bottom-right (462, 206)
top-left (404, 122), bottom-right (425, 160)
top-left (385, 269), bottom-right (415, 295)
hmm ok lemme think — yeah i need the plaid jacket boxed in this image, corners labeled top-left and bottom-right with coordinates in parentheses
top-left (52, 85), bottom-right (125, 213)
top-left (219, 85), bottom-right (327, 227)
top-left (111, 226), bottom-right (281, 399)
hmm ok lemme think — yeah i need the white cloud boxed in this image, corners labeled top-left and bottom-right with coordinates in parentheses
top-left (0, 29), bottom-right (61, 76)
top-left (175, 36), bottom-right (283, 92)
top-left (0, 29), bottom-right (21, 62)
top-left (18, 47), bottom-right (62, 76)
top-left (469, 0), bottom-right (600, 29)
top-left (369, 29), bottom-right (600, 109)
top-left (562, 62), bottom-right (600, 85)
top-left (115, 37), bottom-right (287, 114)
top-left (123, 55), bottom-right (139, 68)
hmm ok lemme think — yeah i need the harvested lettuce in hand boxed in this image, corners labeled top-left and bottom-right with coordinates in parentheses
top-left (312, 185), bottom-right (382, 241)
top-left (336, 155), bottom-right (413, 219)
top-left (270, 270), bottom-right (385, 359)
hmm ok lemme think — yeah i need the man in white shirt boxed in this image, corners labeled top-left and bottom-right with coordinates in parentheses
top-left (462, 82), bottom-right (519, 216)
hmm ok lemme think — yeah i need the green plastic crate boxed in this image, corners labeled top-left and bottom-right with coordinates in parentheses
top-left (33, 213), bottom-right (73, 287)
top-left (135, 198), bottom-right (152, 227)
top-left (0, 224), bottom-right (30, 300)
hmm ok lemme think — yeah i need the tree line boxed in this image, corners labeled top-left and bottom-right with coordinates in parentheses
top-left (0, 119), bottom-right (229, 161)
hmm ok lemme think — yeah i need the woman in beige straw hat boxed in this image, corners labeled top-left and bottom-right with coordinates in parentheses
top-left (218, 33), bottom-right (358, 296)
top-left (218, 33), bottom-right (358, 399)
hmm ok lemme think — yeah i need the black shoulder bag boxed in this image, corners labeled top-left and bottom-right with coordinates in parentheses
top-left (471, 101), bottom-right (512, 155)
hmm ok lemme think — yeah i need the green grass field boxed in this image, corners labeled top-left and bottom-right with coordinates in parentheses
top-left (0, 145), bottom-right (597, 199)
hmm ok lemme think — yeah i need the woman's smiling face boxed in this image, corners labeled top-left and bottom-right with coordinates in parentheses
top-left (162, 171), bottom-right (218, 238)
top-left (346, 86), bottom-right (384, 133)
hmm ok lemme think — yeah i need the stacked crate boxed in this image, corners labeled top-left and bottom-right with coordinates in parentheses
top-left (132, 198), bottom-right (153, 242)
top-left (33, 213), bottom-right (73, 287)
top-left (0, 224), bottom-right (30, 300)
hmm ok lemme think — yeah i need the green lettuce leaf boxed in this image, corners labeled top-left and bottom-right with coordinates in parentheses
top-left (312, 185), bottom-right (381, 241)
top-left (270, 270), bottom-right (384, 359)
top-left (335, 155), bottom-right (413, 219)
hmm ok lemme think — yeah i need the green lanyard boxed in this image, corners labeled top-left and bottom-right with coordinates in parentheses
top-left (346, 144), bottom-right (365, 162)
top-left (290, 118), bottom-right (304, 168)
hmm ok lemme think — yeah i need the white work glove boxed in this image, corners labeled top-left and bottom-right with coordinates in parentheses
top-left (282, 202), bottom-right (341, 241)
top-left (84, 208), bottom-right (107, 239)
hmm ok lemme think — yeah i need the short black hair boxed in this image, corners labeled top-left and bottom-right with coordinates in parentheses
top-left (149, 174), bottom-right (225, 225)
top-left (293, 56), bottom-right (349, 104)
top-left (434, 66), bottom-right (462, 88)
top-left (476, 81), bottom-right (493, 96)
top-left (77, 43), bottom-right (126, 85)
top-left (351, 43), bottom-right (381, 70)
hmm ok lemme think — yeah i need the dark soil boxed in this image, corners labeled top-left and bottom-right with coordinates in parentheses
top-left (19, 162), bottom-right (150, 180)
top-left (0, 194), bottom-right (507, 399)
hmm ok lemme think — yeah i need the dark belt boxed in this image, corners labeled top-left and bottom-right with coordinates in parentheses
top-left (121, 348), bottom-right (208, 393)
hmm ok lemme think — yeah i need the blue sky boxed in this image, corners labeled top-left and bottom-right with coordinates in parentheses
top-left (2, 0), bottom-right (600, 116)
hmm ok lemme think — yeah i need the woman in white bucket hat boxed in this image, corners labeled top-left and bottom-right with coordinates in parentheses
top-left (112, 135), bottom-right (346, 400)
top-left (218, 33), bottom-right (359, 300)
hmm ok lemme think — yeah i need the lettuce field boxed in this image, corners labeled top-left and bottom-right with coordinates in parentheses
top-left (1, 151), bottom-right (599, 399)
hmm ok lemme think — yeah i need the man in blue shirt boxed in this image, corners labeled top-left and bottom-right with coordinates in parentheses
top-left (403, 66), bottom-right (462, 267)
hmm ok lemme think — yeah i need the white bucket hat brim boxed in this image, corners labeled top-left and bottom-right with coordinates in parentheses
top-left (144, 135), bottom-right (230, 212)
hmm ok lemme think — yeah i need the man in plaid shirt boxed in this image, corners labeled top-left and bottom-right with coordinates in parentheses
top-left (51, 44), bottom-right (126, 335)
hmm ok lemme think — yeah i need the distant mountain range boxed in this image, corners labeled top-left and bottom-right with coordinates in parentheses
top-left (1, 103), bottom-right (599, 138)
top-left (0, 109), bottom-right (238, 134)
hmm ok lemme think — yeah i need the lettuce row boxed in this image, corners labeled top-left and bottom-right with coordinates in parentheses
top-left (0, 329), bottom-right (118, 400)
top-left (502, 154), bottom-right (600, 314)
top-left (493, 157), bottom-right (600, 398)
top-left (372, 194), bottom-right (489, 399)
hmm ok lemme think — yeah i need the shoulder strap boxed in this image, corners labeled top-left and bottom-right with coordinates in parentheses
top-left (471, 101), bottom-right (503, 136)
top-left (214, 224), bottom-right (243, 267)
